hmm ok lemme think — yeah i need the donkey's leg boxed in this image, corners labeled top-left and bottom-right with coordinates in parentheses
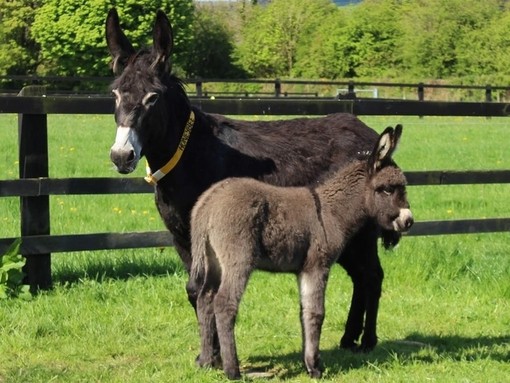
top-left (337, 224), bottom-right (382, 352)
top-left (214, 268), bottom-right (251, 380)
top-left (298, 267), bottom-right (328, 378)
top-left (359, 242), bottom-right (383, 352)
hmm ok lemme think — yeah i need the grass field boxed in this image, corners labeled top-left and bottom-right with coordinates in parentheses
top-left (0, 113), bottom-right (509, 382)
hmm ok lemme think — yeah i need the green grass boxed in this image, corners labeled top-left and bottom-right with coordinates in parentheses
top-left (0, 113), bottom-right (509, 382)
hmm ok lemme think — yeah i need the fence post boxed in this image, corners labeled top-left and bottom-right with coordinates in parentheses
top-left (418, 83), bottom-right (424, 101)
top-left (485, 85), bottom-right (492, 102)
top-left (274, 79), bottom-right (281, 97)
top-left (196, 79), bottom-right (203, 97)
top-left (347, 81), bottom-right (356, 98)
top-left (17, 86), bottom-right (52, 291)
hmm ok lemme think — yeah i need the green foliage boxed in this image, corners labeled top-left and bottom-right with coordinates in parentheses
top-left (398, 0), bottom-right (504, 79)
top-left (2, 0), bottom-right (510, 83)
top-left (236, 0), bottom-right (335, 77)
top-left (0, 239), bottom-right (30, 299)
top-left (31, 0), bottom-right (195, 76)
top-left (181, 8), bottom-right (246, 78)
top-left (0, 0), bottom-right (40, 76)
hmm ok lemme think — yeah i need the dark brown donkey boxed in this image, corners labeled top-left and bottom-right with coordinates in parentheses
top-left (106, 8), bottom-right (404, 360)
top-left (189, 126), bottom-right (413, 379)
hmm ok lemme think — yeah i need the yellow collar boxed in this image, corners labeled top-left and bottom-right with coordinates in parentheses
top-left (144, 110), bottom-right (195, 185)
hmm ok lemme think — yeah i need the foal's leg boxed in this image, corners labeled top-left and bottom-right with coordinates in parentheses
top-left (196, 283), bottom-right (222, 368)
top-left (214, 268), bottom-right (251, 380)
top-left (297, 267), bottom-right (329, 378)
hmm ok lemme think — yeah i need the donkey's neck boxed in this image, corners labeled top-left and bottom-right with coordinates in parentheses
top-left (317, 161), bottom-right (369, 237)
top-left (144, 87), bottom-right (193, 172)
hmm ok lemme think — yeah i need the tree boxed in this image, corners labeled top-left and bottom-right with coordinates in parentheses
top-left (343, 0), bottom-right (403, 78)
top-left (181, 7), bottom-right (246, 78)
top-left (455, 4), bottom-right (510, 84)
top-left (397, 0), bottom-right (503, 79)
top-left (235, 0), bottom-right (334, 78)
top-left (292, 10), bottom-right (351, 79)
top-left (0, 0), bottom-right (40, 76)
top-left (31, 0), bottom-right (195, 76)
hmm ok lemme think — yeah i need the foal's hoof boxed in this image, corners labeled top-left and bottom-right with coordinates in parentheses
top-left (195, 353), bottom-right (222, 369)
top-left (308, 368), bottom-right (322, 379)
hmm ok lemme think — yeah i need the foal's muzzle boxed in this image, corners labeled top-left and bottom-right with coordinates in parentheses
top-left (392, 208), bottom-right (414, 232)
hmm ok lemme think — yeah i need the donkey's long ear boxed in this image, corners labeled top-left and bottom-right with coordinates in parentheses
top-left (369, 125), bottom-right (402, 171)
top-left (106, 8), bottom-right (135, 75)
top-left (151, 10), bottom-right (174, 72)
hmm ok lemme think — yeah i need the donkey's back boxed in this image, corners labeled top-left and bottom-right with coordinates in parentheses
top-left (192, 178), bottom-right (319, 274)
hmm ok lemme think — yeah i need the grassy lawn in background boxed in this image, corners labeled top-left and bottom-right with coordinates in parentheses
top-left (0, 113), bottom-right (509, 382)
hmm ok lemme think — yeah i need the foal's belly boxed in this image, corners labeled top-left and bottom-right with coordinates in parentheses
top-left (255, 240), bottom-right (308, 273)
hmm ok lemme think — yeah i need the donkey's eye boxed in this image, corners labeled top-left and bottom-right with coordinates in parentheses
top-left (112, 89), bottom-right (122, 106)
top-left (142, 92), bottom-right (159, 108)
top-left (378, 186), bottom-right (394, 196)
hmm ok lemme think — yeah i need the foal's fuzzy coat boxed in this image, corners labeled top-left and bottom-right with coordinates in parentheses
top-left (190, 126), bottom-right (413, 379)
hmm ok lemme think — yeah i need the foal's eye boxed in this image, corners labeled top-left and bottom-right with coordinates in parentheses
top-left (378, 186), bottom-right (394, 196)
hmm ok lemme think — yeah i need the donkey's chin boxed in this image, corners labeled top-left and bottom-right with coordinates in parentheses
top-left (113, 161), bottom-right (139, 175)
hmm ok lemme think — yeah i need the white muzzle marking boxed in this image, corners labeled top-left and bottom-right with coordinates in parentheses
top-left (393, 208), bottom-right (413, 232)
top-left (111, 126), bottom-right (141, 157)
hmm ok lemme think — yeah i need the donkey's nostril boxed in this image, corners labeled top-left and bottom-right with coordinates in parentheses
top-left (127, 149), bottom-right (135, 163)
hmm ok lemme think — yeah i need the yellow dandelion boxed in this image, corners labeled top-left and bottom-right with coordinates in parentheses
top-left (447, 209), bottom-right (453, 215)
top-left (70, 207), bottom-right (77, 212)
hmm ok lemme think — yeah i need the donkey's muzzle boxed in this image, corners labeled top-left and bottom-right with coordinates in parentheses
top-left (393, 208), bottom-right (414, 232)
top-left (110, 148), bottom-right (137, 174)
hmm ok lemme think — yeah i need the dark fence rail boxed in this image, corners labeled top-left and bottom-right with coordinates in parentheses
top-left (2, 76), bottom-right (510, 101)
top-left (1, 94), bottom-right (509, 289)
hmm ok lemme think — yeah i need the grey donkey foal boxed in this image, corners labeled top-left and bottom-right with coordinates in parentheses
top-left (189, 125), bottom-right (413, 379)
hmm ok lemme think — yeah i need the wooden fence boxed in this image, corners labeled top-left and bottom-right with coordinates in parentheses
top-left (2, 76), bottom-right (510, 101)
top-left (1, 94), bottom-right (509, 290)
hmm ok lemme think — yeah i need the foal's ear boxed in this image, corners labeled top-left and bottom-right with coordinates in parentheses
top-left (105, 8), bottom-right (135, 76)
top-left (151, 10), bottom-right (174, 72)
top-left (369, 125), bottom-right (403, 171)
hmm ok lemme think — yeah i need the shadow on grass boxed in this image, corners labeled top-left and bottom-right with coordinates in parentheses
top-left (52, 249), bottom-right (187, 286)
top-left (242, 333), bottom-right (510, 379)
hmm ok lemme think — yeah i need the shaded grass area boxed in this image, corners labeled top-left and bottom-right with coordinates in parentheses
top-left (1, 236), bottom-right (509, 382)
top-left (0, 114), bottom-right (509, 381)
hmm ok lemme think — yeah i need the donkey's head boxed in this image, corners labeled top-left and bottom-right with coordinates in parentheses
top-left (365, 125), bottom-right (413, 233)
top-left (106, 8), bottom-right (188, 174)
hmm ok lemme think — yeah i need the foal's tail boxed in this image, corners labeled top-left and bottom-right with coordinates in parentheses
top-left (188, 231), bottom-right (207, 296)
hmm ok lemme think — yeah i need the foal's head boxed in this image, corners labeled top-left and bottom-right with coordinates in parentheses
top-left (106, 8), bottom-right (189, 174)
top-left (365, 125), bottom-right (413, 233)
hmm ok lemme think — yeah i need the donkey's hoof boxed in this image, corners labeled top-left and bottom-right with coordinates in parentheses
top-left (195, 354), bottom-right (222, 369)
top-left (308, 368), bottom-right (322, 379)
top-left (359, 336), bottom-right (377, 353)
top-left (225, 367), bottom-right (241, 380)
top-left (339, 337), bottom-right (358, 351)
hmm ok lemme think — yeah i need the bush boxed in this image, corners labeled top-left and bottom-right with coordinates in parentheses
top-left (0, 239), bottom-right (30, 299)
